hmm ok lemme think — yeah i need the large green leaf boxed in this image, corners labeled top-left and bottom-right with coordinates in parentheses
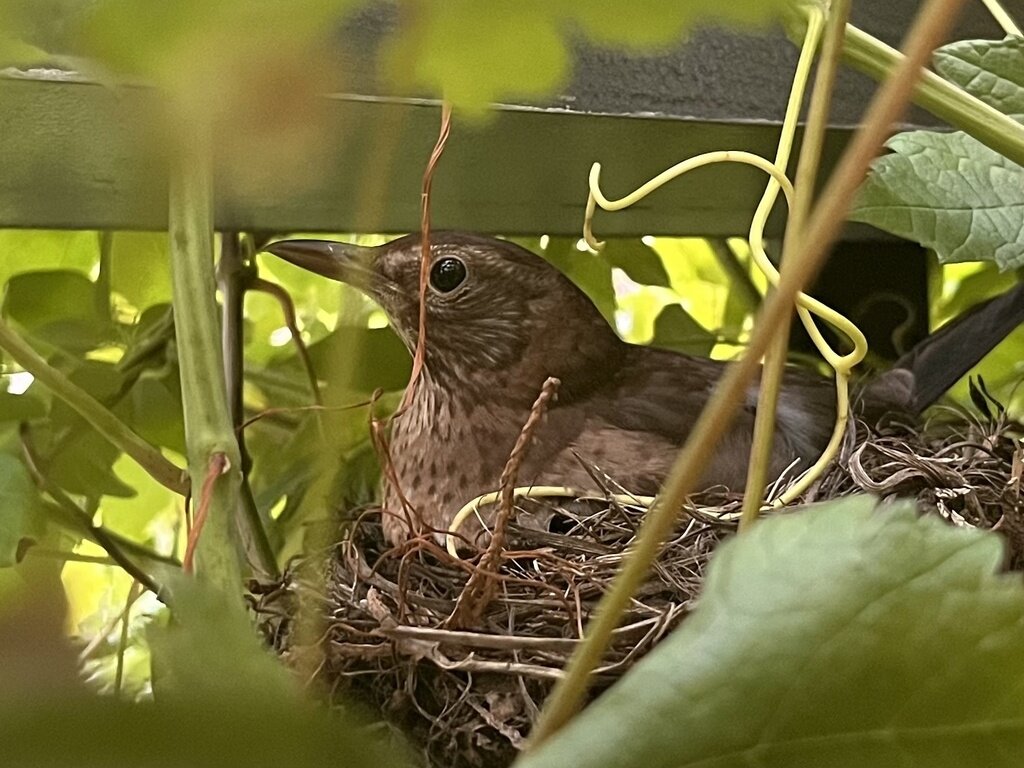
top-left (0, 454), bottom-right (45, 567)
top-left (850, 130), bottom-right (1024, 270)
top-left (934, 36), bottom-right (1024, 118)
top-left (519, 497), bottom-right (1024, 768)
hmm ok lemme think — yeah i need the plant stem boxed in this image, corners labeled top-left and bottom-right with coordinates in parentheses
top-left (528, 0), bottom-right (968, 747)
top-left (21, 428), bottom-right (169, 598)
top-left (167, 116), bottom-right (244, 596)
top-left (980, 0), bottom-right (1021, 36)
top-left (217, 233), bottom-right (279, 579)
top-left (839, 21), bottom-right (1024, 166)
top-left (0, 318), bottom-right (188, 495)
top-left (740, 0), bottom-right (851, 532)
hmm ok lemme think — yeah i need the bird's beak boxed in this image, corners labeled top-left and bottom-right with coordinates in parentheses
top-left (262, 239), bottom-right (379, 293)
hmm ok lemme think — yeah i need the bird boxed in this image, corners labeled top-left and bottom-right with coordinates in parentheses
top-left (265, 232), bottom-right (1024, 546)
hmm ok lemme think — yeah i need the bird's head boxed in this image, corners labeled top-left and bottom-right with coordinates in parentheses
top-left (264, 232), bottom-right (622, 393)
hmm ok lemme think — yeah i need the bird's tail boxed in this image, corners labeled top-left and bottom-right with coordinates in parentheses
top-left (864, 280), bottom-right (1024, 414)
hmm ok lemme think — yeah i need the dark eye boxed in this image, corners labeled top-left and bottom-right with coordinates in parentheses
top-left (429, 257), bottom-right (467, 293)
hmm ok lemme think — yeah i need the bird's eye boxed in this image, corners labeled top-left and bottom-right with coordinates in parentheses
top-left (429, 257), bottom-right (467, 293)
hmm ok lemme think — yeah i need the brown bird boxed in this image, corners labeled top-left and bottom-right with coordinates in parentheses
top-left (266, 233), bottom-right (1024, 545)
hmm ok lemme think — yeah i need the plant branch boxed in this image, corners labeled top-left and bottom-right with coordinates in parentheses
top-left (837, 20), bottom-right (1024, 166)
top-left (0, 317), bottom-right (188, 495)
top-left (168, 116), bottom-right (244, 595)
top-left (217, 233), bottom-right (279, 579)
top-left (529, 0), bottom-right (968, 747)
top-left (20, 428), bottom-right (170, 598)
top-left (250, 277), bottom-right (322, 406)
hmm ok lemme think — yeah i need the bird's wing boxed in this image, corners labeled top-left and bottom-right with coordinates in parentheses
top-left (595, 346), bottom-right (837, 464)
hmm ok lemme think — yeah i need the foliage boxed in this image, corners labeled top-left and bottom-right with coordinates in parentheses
top-left (519, 496), bottom-right (1024, 768)
top-left (0, 568), bottom-right (409, 767)
top-left (0, 1), bottom-right (1022, 767)
top-left (852, 37), bottom-right (1024, 270)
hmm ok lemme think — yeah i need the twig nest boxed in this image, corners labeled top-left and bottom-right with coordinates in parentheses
top-left (255, 404), bottom-right (1022, 768)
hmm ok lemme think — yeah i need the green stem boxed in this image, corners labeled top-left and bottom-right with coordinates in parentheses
top-left (839, 21), bottom-right (1024, 166)
top-left (740, 0), bottom-right (852, 532)
top-left (528, 0), bottom-right (968, 747)
top-left (0, 319), bottom-right (188, 495)
top-left (168, 117), bottom-right (244, 596)
top-left (217, 233), bottom-right (279, 579)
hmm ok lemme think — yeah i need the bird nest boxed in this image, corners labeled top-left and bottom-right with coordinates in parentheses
top-left (253, 397), bottom-right (1022, 768)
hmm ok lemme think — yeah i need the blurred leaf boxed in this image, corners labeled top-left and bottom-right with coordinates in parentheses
top-left (0, 392), bottom-right (46, 421)
top-left (1, 575), bottom-right (407, 767)
top-left (601, 240), bottom-right (671, 287)
top-left (569, 0), bottom-right (790, 47)
top-left (0, 230), bottom-right (98, 285)
top-left (0, 454), bottom-right (45, 567)
top-left (149, 577), bottom-right (297, 702)
top-left (850, 130), bottom-right (1024, 270)
top-left (76, 0), bottom-right (347, 79)
top-left (109, 232), bottom-right (172, 311)
top-left (520, 497), bottom-right (1024, 768)
top-left (385, 0), bottom-right (789, 110)
top-left (3, 270), bottom-right (112, 352)
top-left (383, 0), bottom-right (569, 111)
top-left (934, 36), bottom-right (1024, 117)
top-left (650, 303), bottom-right (714, 356)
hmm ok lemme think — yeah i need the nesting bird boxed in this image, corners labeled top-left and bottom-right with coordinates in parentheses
top-left (266, 233), bottom-right (1024, 545)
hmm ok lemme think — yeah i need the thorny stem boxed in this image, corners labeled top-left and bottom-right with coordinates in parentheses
top-left (0, 317), bottom-right (188, 495)
top-left (529, 0), bottom-right (968, 747)
top-left (168, 116), bottom-right (244, 596)
top-left (740, 0), bottom-right (851, 532)
top-left (217, 233), bottom-right (280, 579)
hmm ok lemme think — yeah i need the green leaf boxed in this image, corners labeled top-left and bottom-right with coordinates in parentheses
top-left (44, 361), bottom-right (135, 498)
top-left (934, 37), bottom-right (1024, 118)
top-left (600, 240), bottom-right (672, 287)
top-left (850, 130), bottom-right (1024, 270)
top-left (0, 230), bottom-right (98, 285)
top-left (0, 391), bottom-right (46, 421)
top-left (520, 496), bottom-right (1024, 768)
top-left (0, 454), bottom-right (45, 567)
top-left (109, 232), bottom-right (173, 311)
top-left (3, 270), bottom-right (112, 352)
top-left (650, 303), bottom-right (714, 356)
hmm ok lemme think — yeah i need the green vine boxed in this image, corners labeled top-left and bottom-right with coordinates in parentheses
top-left (167, 116), bottom-right (245, 595)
